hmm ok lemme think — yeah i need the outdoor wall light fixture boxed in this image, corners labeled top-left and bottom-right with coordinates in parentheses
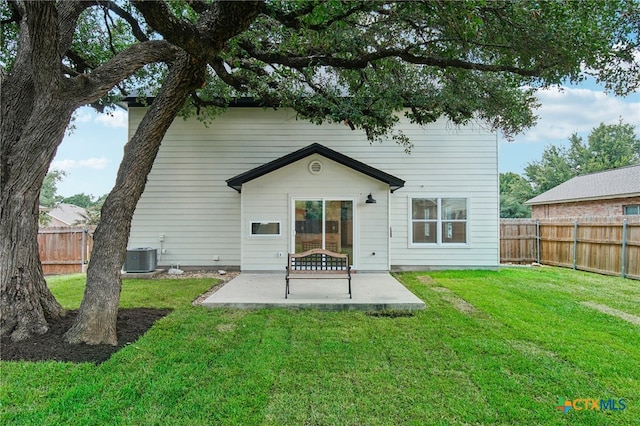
top-left (365, 193), bottom-right (377, 204)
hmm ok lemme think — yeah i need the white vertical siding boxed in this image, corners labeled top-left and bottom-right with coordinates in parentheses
top-left (241, 155), bottom-right (389, 271)
top-left (387, 122), bottom-right (499, 269)
top-left (127, 107), bottom-right (498, 270)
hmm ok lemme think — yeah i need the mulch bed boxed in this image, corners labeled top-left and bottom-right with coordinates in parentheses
top-left (2, 271), bottom-right (234, 365)
top-left (1, 308), bottom-right (171, 365)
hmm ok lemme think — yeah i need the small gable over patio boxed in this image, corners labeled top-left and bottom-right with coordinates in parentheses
top-left (226, 143), bottom-right (405, 193)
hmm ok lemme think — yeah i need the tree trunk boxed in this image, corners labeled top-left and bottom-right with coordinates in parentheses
top-left (64, 53), bottom-right (206, 345)
top-left (0, 2), bottom-right (80, 340)
top-left (0, 198), bottom-right (65, 340)
top-left (0, 97), bottom-right (73, 340)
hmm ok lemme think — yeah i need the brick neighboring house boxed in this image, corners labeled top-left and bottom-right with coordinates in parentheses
top-left (525, 164), bottom-right (640, 219)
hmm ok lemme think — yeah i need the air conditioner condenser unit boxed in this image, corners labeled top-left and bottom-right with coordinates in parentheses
top-left (123, 247), bottom-right (158, 272)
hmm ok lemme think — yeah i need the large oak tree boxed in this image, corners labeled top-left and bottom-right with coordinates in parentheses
top-left (1, 1), bottom-right (179, 340)
top-left (2, 0), bottom-right (638, 344)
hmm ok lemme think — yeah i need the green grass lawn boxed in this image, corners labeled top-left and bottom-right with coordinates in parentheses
top-left (2, 268), bottom-right (638, 425)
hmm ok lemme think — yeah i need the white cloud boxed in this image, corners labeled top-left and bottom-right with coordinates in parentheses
top-left (50, 159), bottom-right (78, 171)
top-left (74, 111), bottom-right (94, 123)
top-left (94, 109), bottom-right (127, 128)
top-left (51, 157), bottom-right (109, 171)
top-left (79, 158), bottom-right (109, 169)
top-left (515, 86), bottom-right (640, 144)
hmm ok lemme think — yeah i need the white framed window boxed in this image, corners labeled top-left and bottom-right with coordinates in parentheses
top-left (410, 197), bottom-right (468, 245)
top-left (624, 205), bottom-right (640, 215)
top-left (250, 221), bottom-right (281, 236)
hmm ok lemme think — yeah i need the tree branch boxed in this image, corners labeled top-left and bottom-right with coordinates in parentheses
top-left (396, 51), bottom-right (542, 77)
top-left (210, 57), bottom-right (247, 92)
top-left (185, 0), bottom-right (209, 15)
top-left (69, 40), bottom-right (181, 105)
top-left (266, 1), bottom-right (377, 31)
top-left (238, 40), bottom-right (543, 77)
top-left (188, 92), bottom-right (229, 110)
top-left (132, 0), bottom-right (215, 61)
top-left (100, 0), bottom-right (149, 42)
top-left (263, 1), bottom-right (323, 30)
top-left (194, 0), bottom-right (263, 43)
top-left (102, 5), bottom-right (119, 56)
top-left (133, 0), bottom-right (263, 61)
top-left (61, 63), bottom-right (79, 77)
top-left (65, 48), bottom-right (96, 74)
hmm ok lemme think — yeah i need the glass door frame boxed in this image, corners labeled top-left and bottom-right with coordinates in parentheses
top-left (290, 197), bottom-right (357, 268)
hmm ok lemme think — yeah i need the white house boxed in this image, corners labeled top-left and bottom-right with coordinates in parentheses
top-left (126, 100), bottom-right (499, 272)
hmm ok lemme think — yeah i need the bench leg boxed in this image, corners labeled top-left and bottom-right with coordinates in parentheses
top-left (285, 278), bottom-right (289, 299)
top-left (348, 277), bottom-right (352, 299)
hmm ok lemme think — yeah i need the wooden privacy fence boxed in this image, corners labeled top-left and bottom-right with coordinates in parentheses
top-left (500, 217), bottom-right (640, 280)
top-left (38, 226), bottom-right (94, 275)
top-left (500, 219), bottom-right (539, 264)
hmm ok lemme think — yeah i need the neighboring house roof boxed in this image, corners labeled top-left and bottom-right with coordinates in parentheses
top-left (226, 143), bottom-right (405, 193)
top-left (47, 203), bottom-right (88, 225)
top-left (525, 164), bottom-right (640, 205)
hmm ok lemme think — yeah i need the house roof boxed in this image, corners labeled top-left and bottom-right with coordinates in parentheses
top-left (47, 203), bottom-right (88, 225)
top-left (525, 164), bottom-right (640, 205)
top-left (226, 143), bottom-right (405, 193)
top-left (124, 95), bottom-right (264, 108)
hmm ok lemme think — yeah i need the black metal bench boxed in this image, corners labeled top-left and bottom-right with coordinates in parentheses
top-left (285, 248), bottom-right (351, 299)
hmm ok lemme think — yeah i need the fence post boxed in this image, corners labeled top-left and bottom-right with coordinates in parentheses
top-left (621, 219), bottom-right (628, 279)
top-left (536, 220), bottom-right (541, 264)
top-left (81, 227), bottom-right (86, 273)
top-left (573, 219), bottom-right (578, 270)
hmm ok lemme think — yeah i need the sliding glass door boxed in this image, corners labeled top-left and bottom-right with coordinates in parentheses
top-left (294, 199), bottom-right (353, 264)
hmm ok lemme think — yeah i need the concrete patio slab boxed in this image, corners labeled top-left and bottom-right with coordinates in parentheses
top-left (201, 273), bottom-right (426, 311)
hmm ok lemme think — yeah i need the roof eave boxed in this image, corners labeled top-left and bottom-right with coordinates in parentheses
top-left (526, 192), bottom-right (640, 206)
top-left (124, 96), bottom-right (268, 108)
top-left (226, 143), bottom-right (405, 193)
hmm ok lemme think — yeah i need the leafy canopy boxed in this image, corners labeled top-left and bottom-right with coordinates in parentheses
top-left (3, 0), bottom-right (637, 146)
top-left (195, 0), bottom-right (639, 144)
top-left (525, 121), bottom-right (640, 193)
top-left (39, 170), bottom-right (66, 208)
top-left (500, 172), bottom-right (535, 218)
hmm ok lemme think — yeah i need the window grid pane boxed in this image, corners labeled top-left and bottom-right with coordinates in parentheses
top-left (412, 199), bottom-right (437, 220)
top-left (441, 198), bottom-right (467, 220)
top-left (411, 197), bottom-right (467, 245)
top-left (442, 221), bottom-right (466, 243)
top-left (413, 222), bottom-right (437, 243)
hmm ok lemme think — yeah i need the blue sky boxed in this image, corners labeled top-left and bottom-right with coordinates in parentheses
top-left (52, 82), bottom-right (639, 198)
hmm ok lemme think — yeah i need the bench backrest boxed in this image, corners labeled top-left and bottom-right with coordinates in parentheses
top-left (288, 248), bottom-right (349, 272)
